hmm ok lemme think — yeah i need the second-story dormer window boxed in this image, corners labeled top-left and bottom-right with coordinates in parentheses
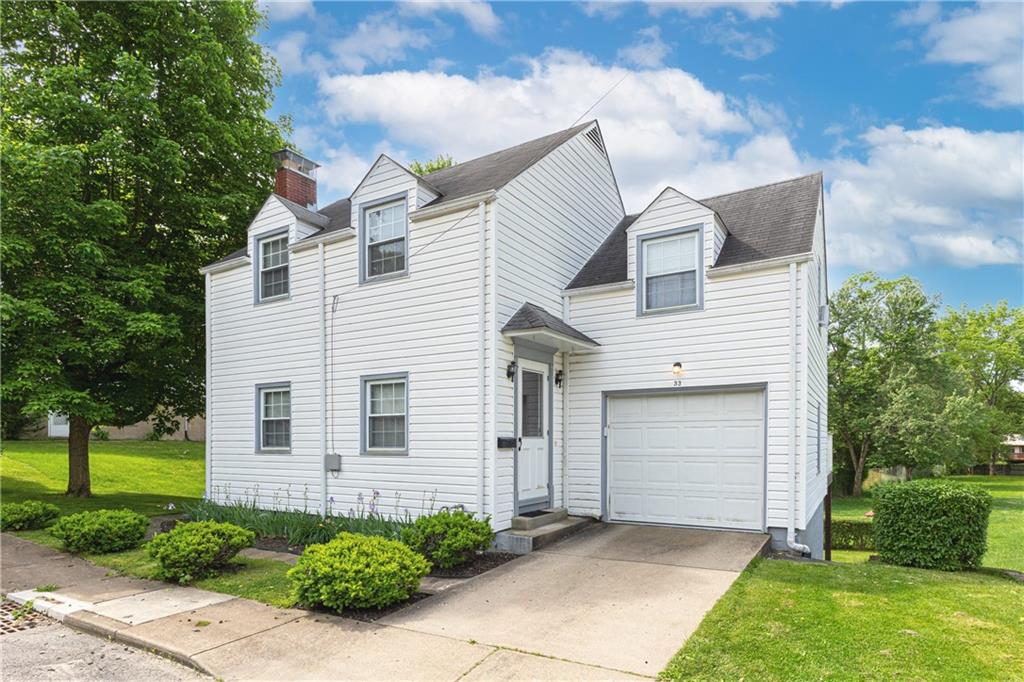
top-left (258, 232), bottom-right (289, 302)
top-left (639, 227), bottom-right (701, 314)
top-left (364, 199), bottom-right (407, 279)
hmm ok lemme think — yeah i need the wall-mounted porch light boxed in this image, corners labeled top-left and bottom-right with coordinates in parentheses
top-left (555, 370), bottom-right (564, 387)
top-left (506, 361), bottom-right (517, 381)
top-left (672, 362), bottom-right (684, 377)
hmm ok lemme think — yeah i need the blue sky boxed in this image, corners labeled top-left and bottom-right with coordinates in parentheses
top-left (257, 1), bottom-right (1023, 309)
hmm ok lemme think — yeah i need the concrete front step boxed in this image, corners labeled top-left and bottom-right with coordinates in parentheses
top-left (510, 507), bottom-right (568, 531)
top-left (494, 516), bottom-right (595, 555)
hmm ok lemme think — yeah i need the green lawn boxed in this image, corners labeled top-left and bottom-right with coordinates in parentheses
top-left (661, 558), bottom-right (1024, 681)
top-left (0, 440), bottom-right (204, 516)
top-left (832, 475), bottom-right (1024, 571)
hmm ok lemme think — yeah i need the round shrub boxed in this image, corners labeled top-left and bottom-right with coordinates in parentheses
top-left (288, 533), bottom-right (430, 611)
top-left (0, 500), bottom-right (60, 531)
top-left (50, 509), bottom-right (149, 554)
top-left (873, 479), bottom-right (991, 571)
top-left (400, 509), bottom-right (495, 569)
top-left (147, 521), bottom-right (255, 583)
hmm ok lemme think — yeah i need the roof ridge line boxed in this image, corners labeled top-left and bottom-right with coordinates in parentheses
top-left (699, 170), bottom-right (823, 202)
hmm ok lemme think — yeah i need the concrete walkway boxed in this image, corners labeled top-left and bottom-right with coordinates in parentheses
top-left (1, 533), bottom-right (649, 680)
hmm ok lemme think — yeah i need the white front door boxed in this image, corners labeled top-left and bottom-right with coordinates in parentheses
top-left (607, 389), bottom-right (765, 530)
top-left (517, 359), bottom-right (550, 508)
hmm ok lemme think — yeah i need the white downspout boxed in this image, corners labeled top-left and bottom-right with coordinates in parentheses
top-left (204, 272), bottom-right (213, 498)
top-left (788, 262), bottom-right (810, 555)
top-left (476, 201), bottom-right (487, 519)
top-left (488, 199), bottom-right (500, 524)
top-left (318, 242), bottom-right (328, 516)
top-left (561, 297), bottom-right (571, 509)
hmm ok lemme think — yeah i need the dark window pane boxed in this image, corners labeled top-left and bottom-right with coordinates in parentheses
top-left (369, 239), bottom-right (406, 276)
top-left (261, 265), bottom-right (289, 298)
top-left (369, 415), bottom-right (405, 449)
top-left (262, 418), bottom-right (290, 448)
top-left (645, 271), bottom-right (696, 310)
top-left (521, 371), bottom-right (543, 438)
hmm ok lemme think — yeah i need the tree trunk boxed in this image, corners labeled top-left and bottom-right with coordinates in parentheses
top-left (905, 466), bottom-right (914, 481)
top-left (989, 451), bottom-right (997, 476)
top-left (66, 416), bottom-right (92, 497)
top-left (852, 460), bottom-right (865, 496)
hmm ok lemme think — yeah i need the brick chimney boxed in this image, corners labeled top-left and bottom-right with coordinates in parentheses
top-left (273, 148), bottom-right (320, 209)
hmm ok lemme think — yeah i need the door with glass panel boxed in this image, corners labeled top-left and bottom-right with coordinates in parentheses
top-left (516, 359), bottom-right (550, 511)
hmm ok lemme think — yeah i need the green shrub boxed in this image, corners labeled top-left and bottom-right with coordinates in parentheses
top-left (50, 509), bottom-right (149, 554)
top-left (147, 521), bottom-right (255, 583)
top-left (401, 509), bottom-right (495, 569)
top-left (0, 500), bottom-right (60, 531)
top-left (288, 533), bottom-right (430, 611)
top-left (873, 479), bottom-right (991, 571)
top-left (830, 519), bottom-right (874, 550)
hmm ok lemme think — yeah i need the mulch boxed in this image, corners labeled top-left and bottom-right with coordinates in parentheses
top-left (253, 536), bottom-right (305, 555)
top-left (427, 551), bottom-right (518, 578)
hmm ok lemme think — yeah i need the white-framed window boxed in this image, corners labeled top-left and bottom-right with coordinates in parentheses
top-left (362, 374), bottom-right (408, 454)
top-left (363, 200), bottom-right (407, 280)
top-left (639, 228), bottom-right (700, 313)
top-left (258, 233), bottom-right (289, 301)
top-left (257, 384), bottom-right (290, 451)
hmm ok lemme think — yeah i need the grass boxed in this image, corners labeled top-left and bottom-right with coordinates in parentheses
top-left (832, 475), bottom-right (1024, 571)
top-left (0, 440), bottom-right (204, 517)
top-left (661, 558), bottom-right (1024, 681)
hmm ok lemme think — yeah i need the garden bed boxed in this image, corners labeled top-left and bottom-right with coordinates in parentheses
top-left (428, 551), bottom-right (517, 578)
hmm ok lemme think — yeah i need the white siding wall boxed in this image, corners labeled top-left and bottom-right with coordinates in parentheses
top-left (492, 126), bottom-right (624, 528)
top-left (804, 193), bottom-right (829, 522)
top-left (565, 189), bottom-right (803, 530)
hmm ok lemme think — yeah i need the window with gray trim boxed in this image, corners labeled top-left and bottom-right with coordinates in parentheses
top-left (258, 234), bottom-right (289, 300)
top-left (259, 386), bottom-right (290, 450)
top-left (641, 231), bottom-right (699, 311)
top-left (364, 200), bottom-right (407, 278)
top-left (365, 377), bottom-right (407, 451)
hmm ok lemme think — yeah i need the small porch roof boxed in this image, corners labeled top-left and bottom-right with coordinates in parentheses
top-left (501, 302), bottom-right (599, 352)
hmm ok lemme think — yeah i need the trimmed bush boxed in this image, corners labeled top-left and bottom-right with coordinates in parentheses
top-left (873, 479), bottom-right (991, 571)
top-left (0, 500), bottom-right (60, 531)
top-left (50, 509), bottom-right (148, 554)
top-left (288, 533), bottom-right (430, 611)
top-left (147, 521), bottom-right (255, 583)
top-left (400, 509), bottom-right (495, 569)
top-left (830, 519), bottom-right (874, 550)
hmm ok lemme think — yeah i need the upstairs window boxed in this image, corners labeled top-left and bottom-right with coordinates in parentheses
top-left (640, 228), bottom-right (700, 313)
top-left (363, 200), bottom-right (407, 280)
top-left (258, 384), bottom-right (290, 452)
top-left (258, 233), bottom-right (289, 301)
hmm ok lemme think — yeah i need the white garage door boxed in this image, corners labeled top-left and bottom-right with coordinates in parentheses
top-left (607, 389), bottom-right (764, 530)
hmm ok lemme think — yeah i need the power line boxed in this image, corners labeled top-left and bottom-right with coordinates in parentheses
top-left (570, 72), bottom-right (630, 127)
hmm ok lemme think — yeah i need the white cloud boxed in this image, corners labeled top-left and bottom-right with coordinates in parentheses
top-left (906, 3), bottom-right (1023, 107)
top-left (427, 57), bottom-right (456, 72)
top-left (399, 1), bottom-right (501, 37)
top-left (309, 48), bottom-right (1021, 271)
top-left (271, 31), bottom-right (330, 76)
top-left (647, 2), bottom-right (786, 20)
top-left (739, 72), bottom-right (772, 83)
top-left (578, 1), bottom-right (630, 20)
top-left (703, 19), bottom-right (775, 60)
top-left (618, 26), bottom-right (672, 68)
top-left (825, 125), bottom-right (1024, 268)
top-left (330, 13), bottom-right (431, 73)
top-left (258, 0), bottom-right (315, 21)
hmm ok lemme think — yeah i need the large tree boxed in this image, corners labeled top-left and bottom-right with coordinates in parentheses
top-left (937, 303), bottom-right (1024, 474)
top-left (828, 273), bottom-right (945, 494)
top-left (1, 1), bottom-right (285, 496)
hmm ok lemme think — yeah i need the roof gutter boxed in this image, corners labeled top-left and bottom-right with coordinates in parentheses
top-left (708, 252), bottom-right (813, 279)
top-left (409, 190), bottom-right (496, 222)
top-left (199, 255), bottom-right (251, 276)
top-left (561, 280), bottom-right (635, 298)
top-left (291, 228), bottom-right (355, 253)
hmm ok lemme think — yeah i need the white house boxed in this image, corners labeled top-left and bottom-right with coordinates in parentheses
top-left (200, 121), bottom-right (830, 557)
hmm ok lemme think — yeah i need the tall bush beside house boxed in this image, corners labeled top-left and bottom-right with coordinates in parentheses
top-left (288, 533), bottom-right (430, 611)
top-left (873, 480), bottom-right (991, 570)
top-left (401, 509), bottom-right (495, 568)
top-left (50, 509), bottom-right (148, 554)
top-left (147, 521), bottom-right (255, 583)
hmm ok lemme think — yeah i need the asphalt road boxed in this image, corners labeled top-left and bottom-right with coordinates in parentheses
top-left (1, 622), bottom-right (206, 681)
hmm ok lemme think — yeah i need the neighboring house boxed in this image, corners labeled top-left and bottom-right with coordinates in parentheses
top-left (22, 413), bottom-right (205, 441)
top-left (201, 121), bottom-right (830, 557)
top-left (1005, 436), bottom-right (1024, 463)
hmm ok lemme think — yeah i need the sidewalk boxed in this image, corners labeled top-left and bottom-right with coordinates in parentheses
top-left (1, 534), bottom-right (644, 681)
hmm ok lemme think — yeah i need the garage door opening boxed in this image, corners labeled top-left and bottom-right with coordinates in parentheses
top-left (605, 388), bottom-right (765, 531)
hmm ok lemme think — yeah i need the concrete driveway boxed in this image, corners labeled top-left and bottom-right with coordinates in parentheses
top-left (382, 523), bottom-right (768, 677)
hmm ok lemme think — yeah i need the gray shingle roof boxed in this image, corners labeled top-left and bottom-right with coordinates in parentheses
top-left (501, 302), bottom-right (599, 346)
top-left (565, 172), bottom-right (822, 289)
top-left (419, 122), bottom-right (594, 206)
top-left (274, 193), bottom-right (329, 227)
